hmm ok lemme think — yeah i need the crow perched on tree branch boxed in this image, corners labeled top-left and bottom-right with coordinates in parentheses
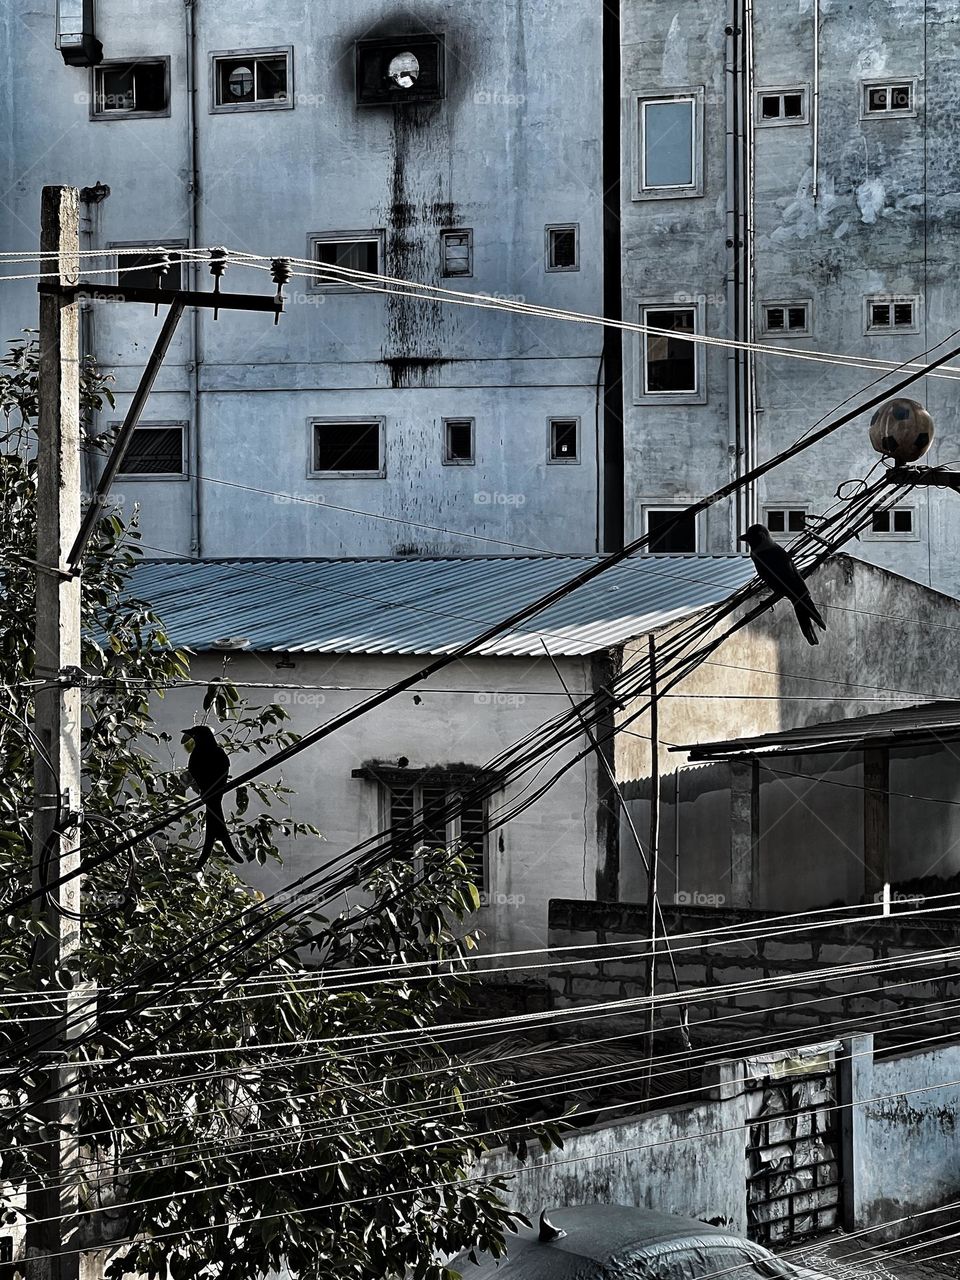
top-left (739, 523), bottom-right (827, 646)
top-left (181, 725), bottom-right (240, 866)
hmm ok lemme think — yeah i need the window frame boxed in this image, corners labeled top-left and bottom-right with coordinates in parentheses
top-left (209, 45), bottom-right (294, 114)
top-left (864, 295), bottom-right (920, 336)
top-left (635, 298), bottom-right (706, 405)
top-left (90, 56), bottom-right (171, 121)
top-left (108, 240), bottom-right (188, 291)
top-left (546, 416), bottom-right (581, 465)
top-left (307, 229), bottom-right (385, 294)
top-left (442, 417), bottom-right (476, 467)
top-left (755, 85), bottom-right (809, 127)
top-left (862, 505), bottom-right (920, 543)
top-left (440, 228), bottom-right (473, 278)
top-left (760, 300), bottom-right (812, 338)
top-left (763, 506), bottom-right (809, 540)
top-left (545, 223), bottom-right (580, 273)
top-left (642, 504), bottom-right (700, 555)
top-left (355, 34), bottom-right (446, 107)
top-left (632, 88), bottom-right (704, 200)
top-left (112, 421), bottom-right (188, 481)
top-left (860, 78), bottom-right (918, 120)
top-left (377, 779), bottom-right (489, 893)
top-left (308, 416), bottom-right (386, 479)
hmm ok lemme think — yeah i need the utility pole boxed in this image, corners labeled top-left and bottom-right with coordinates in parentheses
top-left (25, 185), bottom-right (83, 1280)
top-left (644, 635), bottom-right (660, 1092)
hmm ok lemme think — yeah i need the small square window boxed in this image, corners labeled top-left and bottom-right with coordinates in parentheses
top-left (762, 302), bottom-right (809, 336)
top-left (870, 507), bottom-right (915, 537)
top-left (441, 230), bottom-right (473, 278)
top-left (546, 224), bottom-right (579, 272)
top-left (642, 307), bottom-right (697, 394)
top-left (92, 59), bottom-right (169, 117)
top-left (311, 420), bottom-right (384, 475)
top-left (382, 780), bottom-right (486, 889)
top-left (757, 88), bottom-right (808, 126)
top-left (443, 418), bottom-right (475, 465)
top-left (765, 508), bottom-right (807, 537)
top-left (866, 297), bottom-right (918, 333)
top-left (310, 233), bottom-right (383, 291)
top-left (635, 91), bottom-right (703, 198)
top-left (212, 49), bottom-right (292, 111)
top-left (645, 508), bottom-right (698, 553)
top-left (113, 246), bottom-right (184, 291)
top-left (548, 418), bottom-right (579, 463)
top-left (863, 80), bottom-right (916, 118)
top-left (766, 307), bottom-right (785, 330)
top-left (116, 424), bottom-right (185, 477)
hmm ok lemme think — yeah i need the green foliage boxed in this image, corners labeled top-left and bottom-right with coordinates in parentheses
top-left (0, 337), bottom-right (537, 1280)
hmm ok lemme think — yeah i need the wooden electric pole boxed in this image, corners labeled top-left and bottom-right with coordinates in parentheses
top-left (24, 185), bottom-right (83, 1280)
top-left (644, 635), bottom-right (660, 1092)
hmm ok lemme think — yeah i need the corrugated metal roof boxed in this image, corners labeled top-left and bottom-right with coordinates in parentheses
top-left (128, 554), bottom-right (755, 658)
top-left (677, 700), bottom-right (960, 760)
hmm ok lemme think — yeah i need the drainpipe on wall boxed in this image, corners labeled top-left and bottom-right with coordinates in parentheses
top-left (724, 9), bottom-right (744, 540)
top-left (601, 0), bottom-right (624, 551)
top-left (743, 0), bottom-right (757, 527)
top-left (185, 0), bottom-right (202, 557)
top-left (812, 0), bottom-right (820, 202)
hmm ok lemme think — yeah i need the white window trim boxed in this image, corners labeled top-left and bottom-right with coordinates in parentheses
top-left (632, 88), bottom-right (704, 200)
top-left (307, 229), bottom-right (386, 294)
top-left (862, 506), bottom-right (920, 543)
top-left (860, 78), bottom-right (919, 120)
top-left (634, 298), bottom-right (707, 406)
top-left (441, 417), bottom-right (476, 466)
top-left (90, 57), bottom-right (171, 121)
top-left (111, 421), bottom-right (188, 481)
top-left (308, 416), bottom-right (386, 479)
top-left (108, 239), bottom-right (188, 289)
top-left (762, 506), bottom-right (809, 541)
top-left (545, 223), bottom-right (580, 273)
top-left (440, 228), bottom-right (473, 278)
top-left (546, 416), bottom-right (581, 465)
top-left (760, 299), bottom-right (812, 338)
top-left (755, 85), bottom-right (810, 127)
top-left (642, 504), bottom-right (700, 555)
top-left (864, 295), bottom-right (921, 336)
top-left (210, 46), bottom-right (294, 113)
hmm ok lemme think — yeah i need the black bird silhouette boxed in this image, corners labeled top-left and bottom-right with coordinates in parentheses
top-left (739, 524), bottom-right (827, 646)
top-left (181, 725), bottom-right (240, 866)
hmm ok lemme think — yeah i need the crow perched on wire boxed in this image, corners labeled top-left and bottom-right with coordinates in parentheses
top-left (181, 726), bottom-right (240, 866)
top-left (739, 523), bottom-right (827, 646)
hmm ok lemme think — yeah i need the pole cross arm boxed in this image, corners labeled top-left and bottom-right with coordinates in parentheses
top-left (884, 465), bottom-right (960, 490)
top-left (38, 280), bottom-right (282, 315)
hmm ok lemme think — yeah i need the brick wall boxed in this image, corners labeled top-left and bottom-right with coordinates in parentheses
top-left (548, 900), bottom-right (960, 1051)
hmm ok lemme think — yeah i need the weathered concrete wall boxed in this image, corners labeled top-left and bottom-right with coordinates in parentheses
top-left (621, 1), bottom-right (960, 597)
top-left (1, 1), bottom-right (604, 556)
top-left (483, 1067), bottom-right (748, 1233)
top-left (155, 650), bottom-right (600, 957)
top-left (548, 898), bottom-right (960, 1052)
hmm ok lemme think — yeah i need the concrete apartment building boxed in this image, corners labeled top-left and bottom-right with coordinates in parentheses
top-left (0, 1), bottom-right (606, 558)
top-left (620, 1), bottom-right (960, 591)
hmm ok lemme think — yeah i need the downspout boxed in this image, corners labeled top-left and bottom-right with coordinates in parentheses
top-left (724, 9), bottom-right (743, 540)
top-left (601, 0), bottom-right (624, 551)
top-left (811, 0), bottom-right (820, 202)
top-left (185, 0), bottom-right (202, 556)
top-left (743, 0), bottom-right (757, 525)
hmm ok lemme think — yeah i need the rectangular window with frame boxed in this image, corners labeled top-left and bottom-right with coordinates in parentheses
top-left (869, 507), bottom-right (916, 538)
top-left (762, 302), bottom-right (810, 336)
top-left (212, 48), bottom-right (292, 111)
top-left (635, 90), bottom-right (703, 198)
top-left (548, 417), bottom-right (580, 463)
top-left (546, 224), bottom-right (579, 272)
top-left (645, 507), bottom-right (698, 554)
top-left (862, 80), bottom-right (916, 118)
top-left (310, 232), bottom-right (383, 291)
top-left (442, 418), bottom-right (475, 465)
top-left (115, 423), bottom-right (186, 477)
top-left (756, 88), bottom-right (808, 125)
top-left (866, 297), bottom-right (919, 333)
top-left (765, 507), bottom-right (807, 537)
top-left (311, 419), bottom-right (384, 476)
top-left (111, 244), bottom-right (184, 291)
top-left (440, 229), bottom-right (473, 277)
top-left (92, 58), bottom-right (169, 118)
top-left (385, 781), bottom-right (487, 892)
top-left (641, 306), bottom-right (699, 397)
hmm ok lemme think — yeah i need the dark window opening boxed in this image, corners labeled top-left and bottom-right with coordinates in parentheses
top-left (549, 418), bottom-right (579, 462)
top-left (761, 95), bottom-right (781, 119)
top-left (647, 509), bottom-right (697, 553)
top-left (385, 782), bottom-right (486, 890)
top-left (313, 421), bottom-right (382, 473)
top-left (783, 93), bottom-right (804, 118)
top-left (872, 508), bottom-right (914, 534)
top-left (116, 426), bottom-right (184, 476)
top-left (644, 308), bottom-right (697, 393)
top-left (766, 509), bottom-right (806, 535)
top-left (356, 35), bottom-right (445, 106)
top-left (759, 90), bottom-right (805, 123)
top-left (313, 238), bottom-right (380, 287)
top-left (94, 60), bottom-right (167, 115)
top-left (868, 83), bottom-right (912, 114)
top-left (214, 53), bottom-right (288, 106)
top-left (894, 302), bottom-right (914, 327)
top-left (869, 300), bottom-right (915, 330)
top-left (441, 230), bottom-right (472, 277)
top-left (765, 304), bottom-right (808, 333)
top-left (443, 419), bottom-right (474, 464)
top-left (117, 248), bottom-right (183, 291)
top-left (766, 307), bottom-right (785, 330)
top-left (547, 225), bottom-right (579, 271)
top-left (787, 306), bottom-right (807, 329)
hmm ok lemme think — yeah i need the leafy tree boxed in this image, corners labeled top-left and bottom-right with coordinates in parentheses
top-left (0, 335), bottom-right (548, 1280)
